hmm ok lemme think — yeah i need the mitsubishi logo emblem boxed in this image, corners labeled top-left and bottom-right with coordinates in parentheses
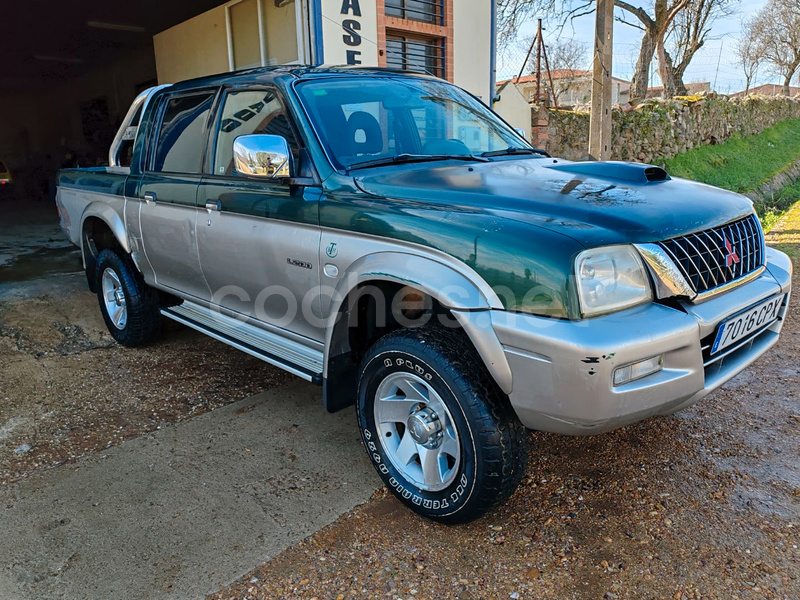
top-left (723, 236), bottom-right (740, 267)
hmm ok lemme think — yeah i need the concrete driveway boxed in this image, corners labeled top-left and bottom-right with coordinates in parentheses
top-left (0, 380), bottom-right (380, 599)
top-left (0, 200), bottom-right (382, 599)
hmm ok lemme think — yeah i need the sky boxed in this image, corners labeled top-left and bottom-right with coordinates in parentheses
top-left (496, 0), bottom-right (775, 95)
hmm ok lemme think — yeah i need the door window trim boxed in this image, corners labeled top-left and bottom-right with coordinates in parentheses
top-left (204, 84), bottom-right (310, 182)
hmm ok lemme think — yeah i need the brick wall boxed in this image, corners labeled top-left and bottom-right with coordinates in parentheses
top-left (376, 0), bottom-right (454, 82)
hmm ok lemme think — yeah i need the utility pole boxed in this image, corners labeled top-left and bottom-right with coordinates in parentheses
top-left (490, 0), bottom-right (498, 106)
top-left (535, 19), bottom-right (543, 102)
top-left (514, 19), bottom-right (559, 109)
top-left (588, 0), bottom-right (614, 161)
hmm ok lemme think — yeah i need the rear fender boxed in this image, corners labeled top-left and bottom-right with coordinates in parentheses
top-left (81, 200), bottom-right (130, 256)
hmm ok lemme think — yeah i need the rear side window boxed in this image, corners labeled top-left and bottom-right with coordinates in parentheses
top-left (0, 162), bottom-right (6, 172)
top-left (152, 92), bottom-right (215, 173)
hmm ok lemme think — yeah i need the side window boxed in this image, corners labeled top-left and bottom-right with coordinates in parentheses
top-left (213, 89), bottom-right (299, 176)
top-left (152, 92), bottom-right (215, 173)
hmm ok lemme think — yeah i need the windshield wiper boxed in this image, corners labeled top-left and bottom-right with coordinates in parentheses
top-left (346, 153), bottom-right (489, 171)
top-left (481, 147), bottom-right (549, 158)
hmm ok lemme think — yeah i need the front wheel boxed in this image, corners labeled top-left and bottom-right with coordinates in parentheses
top-left (357, 326), bottom-right (528, 524)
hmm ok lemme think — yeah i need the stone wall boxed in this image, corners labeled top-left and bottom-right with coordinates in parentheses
top-left (531, 94), bottom-right (800, 164)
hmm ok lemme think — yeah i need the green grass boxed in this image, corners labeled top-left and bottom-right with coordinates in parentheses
top-left (756, 180), bottom-right (800, 232)
top-left (664, 118), bottom-right (800, 193)
top-left (767, 200), bottom-right (800, 261)
top-left (663, 118), bottom-right (800, 231)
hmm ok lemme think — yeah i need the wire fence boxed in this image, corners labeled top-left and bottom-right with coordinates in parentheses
top-left (496, 29), bottom-right (773, 99)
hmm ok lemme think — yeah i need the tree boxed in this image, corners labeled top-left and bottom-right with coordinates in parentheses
top-left (497, 0), bottom-right (690, 100)
top-left (629, 0), bottom-right (688, 99)
top-left (664, 0), bottom-right (738, 96)
top-left (746, 0), bottom-right (800, 96)
top-left (735, 18), bottom-right (764, 94)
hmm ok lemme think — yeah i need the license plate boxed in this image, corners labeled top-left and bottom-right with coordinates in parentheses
top-left (711, 295), bottom-right (784, 355)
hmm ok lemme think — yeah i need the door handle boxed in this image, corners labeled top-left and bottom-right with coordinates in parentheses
top-left (205, 200), bottom-right (222, 212)
top-left (143, 192), bottom-right (156, 205)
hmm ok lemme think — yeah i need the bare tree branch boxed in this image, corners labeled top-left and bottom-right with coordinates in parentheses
top-left (666, 0), bottom-right (739, 95)
top-left (497, 0), bottom-right (711, 100)
top-left (744, 0), bottom-right (800, 95)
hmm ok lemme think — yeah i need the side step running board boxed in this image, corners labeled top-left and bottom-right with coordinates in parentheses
top-left (161, 303), bottom-right (323, 384)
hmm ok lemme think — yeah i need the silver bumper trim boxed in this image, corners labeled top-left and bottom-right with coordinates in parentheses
top-left (491, 248), bottom-right (792, 436)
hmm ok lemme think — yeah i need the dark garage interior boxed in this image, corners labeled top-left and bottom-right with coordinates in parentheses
top-left (0, 0), bottom-right (224, 205)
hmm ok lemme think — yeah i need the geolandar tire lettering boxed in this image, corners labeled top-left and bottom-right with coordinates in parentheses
top-left (356, 326), bottom-right (529, 524)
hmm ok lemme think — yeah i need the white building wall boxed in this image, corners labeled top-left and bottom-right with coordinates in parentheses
top-left (153, 1), bottom-right (492, 100)
top-left (493, 83), bottom-right (532, 139)
top-left (452, 0), bottom-right (492, 101)
top-left (321, 0), bottom-right (379, 67)
top-left (154, 0), bottom-right (305, 84)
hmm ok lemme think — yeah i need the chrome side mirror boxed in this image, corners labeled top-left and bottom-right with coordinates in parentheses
top-left (233, 134), bottom-right (292, 178)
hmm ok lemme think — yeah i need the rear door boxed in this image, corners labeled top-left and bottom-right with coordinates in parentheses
top-left (135, 90), bottom-right (217, 301)
top-left (196, 86), bottom-right (323, 341)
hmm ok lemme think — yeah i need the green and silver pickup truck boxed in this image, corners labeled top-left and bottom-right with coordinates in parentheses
top-left (56, 66), bottom-right (792, 523)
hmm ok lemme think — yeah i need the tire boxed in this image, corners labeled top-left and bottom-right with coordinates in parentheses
top-left (95, 249), bottom-right (162, 347)
top-left (357, 326), bottom-right (529, 524)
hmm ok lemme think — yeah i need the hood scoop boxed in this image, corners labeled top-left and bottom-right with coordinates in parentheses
top-left (544, 161), bottom-right (669, 184)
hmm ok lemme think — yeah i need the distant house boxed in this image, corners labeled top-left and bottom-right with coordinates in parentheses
top-left (729, 83), bottom-right (800, 98)
top-left (646, 82), bottom-right (711, 99)
top-left (496, 70), bottom-right (631, 108)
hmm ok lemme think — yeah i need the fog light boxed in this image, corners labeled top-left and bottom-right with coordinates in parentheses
top-left (613, 355), bottom-right (663, 386)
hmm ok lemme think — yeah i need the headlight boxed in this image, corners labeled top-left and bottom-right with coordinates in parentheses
top-left (575, 245), bottom-right (652, 317)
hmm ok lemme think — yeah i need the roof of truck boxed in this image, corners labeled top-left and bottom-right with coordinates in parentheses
top-left (166, 65), bottom-right (439, 93)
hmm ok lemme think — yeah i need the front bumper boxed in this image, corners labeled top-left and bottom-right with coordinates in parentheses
top-left (492, 246), bottom-right (792, 435)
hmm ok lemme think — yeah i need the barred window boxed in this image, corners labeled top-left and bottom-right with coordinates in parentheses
top-left (386, 34), bottom-right (445, 79)
top-left (385, 0), bottom-right (443, 25)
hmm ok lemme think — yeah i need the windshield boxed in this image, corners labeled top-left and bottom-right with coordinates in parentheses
top-left (295, 77), bottom-right (534, 171)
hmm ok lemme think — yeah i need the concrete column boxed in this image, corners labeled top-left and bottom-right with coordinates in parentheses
top-left (588, 0), bottom-right (614, 161)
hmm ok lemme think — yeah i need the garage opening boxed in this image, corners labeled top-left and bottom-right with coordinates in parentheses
top-left (0, 0), bottom-right (311, 281)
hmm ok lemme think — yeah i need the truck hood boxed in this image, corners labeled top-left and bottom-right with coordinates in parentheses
top-left (353, 158), bottom-right (754, 248)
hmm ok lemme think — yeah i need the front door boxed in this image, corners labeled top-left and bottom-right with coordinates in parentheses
top-left (136, 90), bottom-right (217, 301)
top-left (196, 87), bottom-right (322, 341)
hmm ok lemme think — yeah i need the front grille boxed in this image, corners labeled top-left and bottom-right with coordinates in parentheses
top-left (658, 214), bottom-right (764, 294)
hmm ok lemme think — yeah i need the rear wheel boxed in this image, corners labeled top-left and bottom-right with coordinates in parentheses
top-left (357, 326), bottom-right (528, 524)
top-left (95, 249), bottom-right (162, 347)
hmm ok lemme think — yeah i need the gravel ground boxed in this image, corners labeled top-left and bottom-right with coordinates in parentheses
top-left (211, 206), bottom-right (800, 600)
top-left (1, 201), bottom-right (798, 599)
top-left (0, 200), bottom-right (295, 485)
top-left (0, 278), bottom-right (294, 486)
